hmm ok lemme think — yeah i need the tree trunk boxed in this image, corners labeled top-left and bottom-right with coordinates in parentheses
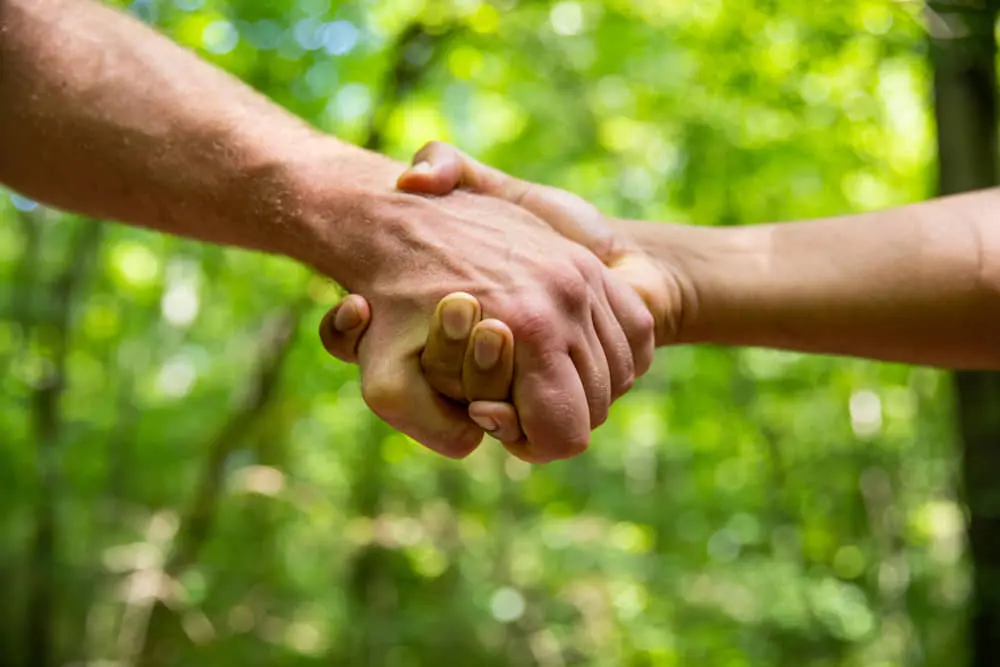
top-left (927, 3), bottom-right (1000, 666)
top-left (24, 220), bottom-right (103, 667)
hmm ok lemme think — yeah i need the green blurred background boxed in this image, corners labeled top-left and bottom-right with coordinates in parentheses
top-left (2, 0), bottom-right (999, 665)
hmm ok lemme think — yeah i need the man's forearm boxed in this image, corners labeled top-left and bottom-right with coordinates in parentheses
top-left (0, 0), bottom-right (399, 279)
top-left (623, 189), bottom-right (1000, 369)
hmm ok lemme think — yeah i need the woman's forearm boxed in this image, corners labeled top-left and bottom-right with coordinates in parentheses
top-left (622, 189), bottom-right (1000, 369)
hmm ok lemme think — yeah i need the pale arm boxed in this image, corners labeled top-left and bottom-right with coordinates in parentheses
top-left (623, 191), bottom-right (1000, 369)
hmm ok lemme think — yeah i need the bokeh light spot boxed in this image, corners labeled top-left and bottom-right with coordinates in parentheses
top-left (203, 21), bottom-right (239, 55)
top-left (322, 20), bottom-right (359, 56)
top-left (490, 587), bottom-right (526, 623)
top-left (550, 2), bottom-right (584, 36)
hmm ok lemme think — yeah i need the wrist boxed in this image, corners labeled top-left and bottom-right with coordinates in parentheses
top-left (670, 224), bottom-right (770, 346)
top-left (270, 136), bottom-right (409, 286)
top-left (607, 218), bottom-right (705, 346)
top-left (609, 219), bottom-right (778, 347)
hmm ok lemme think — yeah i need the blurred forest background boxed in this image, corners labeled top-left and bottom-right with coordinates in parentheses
top-left (1, 0), bottom-right (999, 666)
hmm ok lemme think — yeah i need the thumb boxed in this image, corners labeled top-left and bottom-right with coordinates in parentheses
top-left (318, 294), bottom-right (371, 364)
top-left (397, 141), bottom-right (619, 264)
top-left (396, 140), bottom-right (509, 197)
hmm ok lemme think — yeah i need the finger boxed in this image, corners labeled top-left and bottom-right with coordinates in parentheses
top-left (420, 292), bottom-right (481, 402)
top-left (462, 319), bottom-right (528, 460)
top-left (360, 335), bottom-right (483, 459)
top-left (589, 288), bottom-right (636, 401)
top-left (603, 270), bottom-right (656, 380)
top-left (397, 141), bottom-right (514, 198)
top-left (468, 401), bottom-right (527, 453)
top-left (513, 347), bottom-right (591, 462)
top-left (469, 402), bottom-right (523, 444)
top-left (397, 142), bottom-right (471, 196)
top-left (318, 294), bottom-right (371, 364)
top-left (398, 141), bottom-right (619, 263)
top-left (571, 309), bottom-right (612, 429)
top-left (462, 319), bottom-right (514, 402)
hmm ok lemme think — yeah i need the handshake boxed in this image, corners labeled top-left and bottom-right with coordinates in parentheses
top-left (311, 141), bottom-right (1000, 464)
top-left (316, 141), bottom-right (680, 464)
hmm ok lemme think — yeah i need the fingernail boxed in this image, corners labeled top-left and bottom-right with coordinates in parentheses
top-left (473, 329), bottom-right (503, 370)
top-left (441, 298), bottom-right (475, 340)
top-left (471, 413), bottom-right (499, 433)
top-left (410, 161), bottom-right (433, 175)
top-left (333, 301), bottom-right (362, 332)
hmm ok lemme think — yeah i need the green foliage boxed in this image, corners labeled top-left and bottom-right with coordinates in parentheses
top-left (0, 1), bottom-right (985, 666)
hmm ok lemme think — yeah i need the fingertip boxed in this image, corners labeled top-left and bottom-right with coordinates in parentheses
top-left (333, 294), bottom-right (369, 333)
top-left (422, 292), bottom-right (482, 402)
top-left (319, 295), bottom-right (371, 363)
top-left (397, 170), bottom-right (447, 196)
top-left (399, 142), bottom-right (466, 196)
top-left (472, 326), bottom-right (504, 371)
top-left (469, 400), bottom-right (523, 445)
top-left (472, 318), bottom-right (514, 362)
top-left (463, 319), bottom-right (514, 403)
top-left (438, 292), bottom-right (481, 341)
top-left (470, 410), bottom-right (498, 433)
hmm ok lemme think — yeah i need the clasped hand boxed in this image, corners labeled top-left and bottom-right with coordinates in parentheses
top-left (320, 142), bottom-right (677, 463)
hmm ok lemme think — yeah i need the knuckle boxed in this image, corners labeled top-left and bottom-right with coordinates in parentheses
top-left (360, 375), bottom-right (406, 418)
top-left (436, 427), bottom-right (482, 459)
top-left (636, 306), bottom-right (656, 343)
top-left (509, 302), bottom-right (556, 342)
top-left (550, 265), bottom-right (590, 313)
top-left (572, 250), bottom-right (605, 281)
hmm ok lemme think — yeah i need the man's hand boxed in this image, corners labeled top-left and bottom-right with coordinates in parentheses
top-left (299, 155), bottom-right (654, 462)
top-left (319, 142), bottom-right (692, 460)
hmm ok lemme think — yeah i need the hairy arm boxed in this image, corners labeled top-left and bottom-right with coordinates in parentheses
top-left (625, 189), bottom-right (1000, 369)
top-left (0, 0), bottom-right (396, 279)
top-left (0, 2), bottom-right (655, 459)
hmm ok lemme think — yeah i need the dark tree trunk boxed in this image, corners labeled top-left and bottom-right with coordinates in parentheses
top-left (928, 3), bottom-right (1000, 666)
top-left (23, 221), bottom-right (103, 667)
